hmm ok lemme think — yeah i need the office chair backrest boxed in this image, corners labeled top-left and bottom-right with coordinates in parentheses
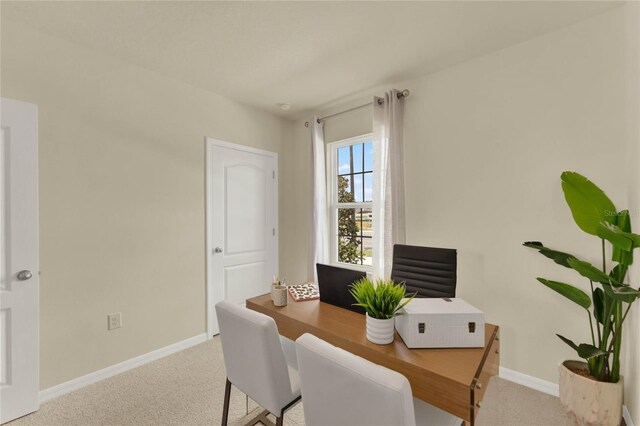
top-left (391, 244), bottom-right (457, 298)
top-left (215, 301), bottom-right (295, 415)
top-left (296, 333), bottom-right (416, 426)
top-left (316, 263), bottom-right (366, 314)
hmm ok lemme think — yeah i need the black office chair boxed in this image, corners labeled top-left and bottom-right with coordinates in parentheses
top-left (316, 263), bottom-right (366, 314)
top-left (390, 244), bottom-right (457, 298)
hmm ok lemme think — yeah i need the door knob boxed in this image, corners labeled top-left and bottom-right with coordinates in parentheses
top-left (214, 247), bottom-right (223, 253)
top-left (17, 270), bottom-right (33, 281)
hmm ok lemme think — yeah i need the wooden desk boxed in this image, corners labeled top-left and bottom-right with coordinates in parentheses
top-left (247, 294), bottom-right (499, 425)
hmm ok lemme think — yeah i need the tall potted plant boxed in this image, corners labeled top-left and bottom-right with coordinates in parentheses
top-left (524, 171), bottom-right (640, 426)
top-left (350, 278), bottom-right (415, 345)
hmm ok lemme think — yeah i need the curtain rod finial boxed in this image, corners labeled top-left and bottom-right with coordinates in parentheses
top-left (401, 89), bottom-right (410, 98)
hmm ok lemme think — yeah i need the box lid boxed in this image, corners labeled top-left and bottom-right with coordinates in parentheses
top-left (400, 297), bottom-right (483, 315)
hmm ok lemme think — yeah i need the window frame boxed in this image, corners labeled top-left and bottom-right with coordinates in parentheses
top-left (327, 134), bottom-right (375, 273)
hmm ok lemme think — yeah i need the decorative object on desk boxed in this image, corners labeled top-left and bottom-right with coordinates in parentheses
top-left (271, 276), bottom-right (284, 301)
top-left (271, 276), bottom-right (288, 306)
top-left (287, 282), bottom-right (320, 302)
top-left (349, 278), bottom-right (415, 345)
top-left (272, 285), bottom-right (288, 307)
top-left (395, 298), bottom-right (485, 348)
top-left (524, 171), bottom-right (640, 426)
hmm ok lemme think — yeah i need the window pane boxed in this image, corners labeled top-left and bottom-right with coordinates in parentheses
top-left (338, 146), bottom-right (351, 175)
top-left (364, 141), bottom-right (373, 172)
top-left (360, 208), bottom-right (372, 236)
top-left (353, 174), bottom-right (364, 202)
top-left (362, 237), bottom-right (373, 266)
top-left (337, 175), bottom-right (354, 203)
top-left (352, 143), bottom-right (363, 173)
top-left (338, 236), bottom-right (363, 265)
top-left (338, 207), bottom-right (362, 264)
top-left (359, 208), bottom-right (373, 266)
top-left (338, 207), bottom-right (373, 266)
top-left (338, 208), bottom-right (358, 237)
top-left (364, 173), bottom-right (372, 202)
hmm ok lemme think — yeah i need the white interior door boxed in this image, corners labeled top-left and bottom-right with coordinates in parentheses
top-left (206, 138), bottom-right (278, 336)
top-left (0, 98), bottom-right (39, 423)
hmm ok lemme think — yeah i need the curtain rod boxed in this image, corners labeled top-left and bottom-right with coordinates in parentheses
top-left (304, 89), bottom-right (410, 127)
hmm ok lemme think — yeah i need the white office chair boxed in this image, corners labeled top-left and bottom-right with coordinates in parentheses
top-left (295, 333), bottom-right (461, 426)
top-left (215, 301), bottom-right (301, 426)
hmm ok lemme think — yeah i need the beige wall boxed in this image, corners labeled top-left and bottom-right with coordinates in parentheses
top-left (1, 21), bottom-right (290, 390)
top-left (283, 6), bottom-right (639, 422)
top-left (323, 105), bottom-right (373, 144)
top-left (622, 3), bottom-right (640, 423)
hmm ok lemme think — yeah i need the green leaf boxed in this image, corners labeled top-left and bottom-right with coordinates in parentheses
top-left (597, 222), bottom-right (633, 252)
top-left (616, 210), bottom-right (632, 232)
top-left (593, 288), bottom-right (604, 324)
top-left (557, 334), bottom-right (579, 351)
top-left (557, 335), bottom-right (608, 359)
top-left (610, 264), bottom-right (630, 288)
top-left (523, 241), bottom-right (544, 249)
top-left (561, 172), bottom-right (617, 235)
top-left (577, 344), bottom-right (609, 359)
top-left (537, 278), bottom-right (591, 309)
top-left (612, 285), bottom-right (640, 299)
top-left (602, 283), bottom-right (638, 303)
top-left (567, 258), bottom-right (616, 285)
top-left (523, 242), bottom-right (575, 269)
top-left (612, 211), bottom-right (634, 266)
top-left (598, 222), bottom-right (640, 252)
top-left (350, 278), bottom-right (412, 319)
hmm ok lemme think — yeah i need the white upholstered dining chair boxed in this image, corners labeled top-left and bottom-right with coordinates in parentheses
top-left (295, 333), bottom-right (461, 426)
top-left (215, 301), bottom-right (301, 426)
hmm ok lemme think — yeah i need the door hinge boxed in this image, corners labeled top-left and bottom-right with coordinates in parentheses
top-left (273, 228), bottom-right (275, 236)
top-left (272, 170), bottom-right (275, 179)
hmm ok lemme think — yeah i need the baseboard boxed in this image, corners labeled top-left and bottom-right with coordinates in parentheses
top-left (623, 406), bottom-right (635, 426)
top-left (39, 333), bottom-right (208, 404)
top-left (499, 366), bottom-right (560, 396)
top-left (499, 367), bottom-right (635, 426)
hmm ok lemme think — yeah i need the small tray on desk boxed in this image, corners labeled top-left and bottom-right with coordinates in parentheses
top-left (287, 282), bottom-right (319, 302)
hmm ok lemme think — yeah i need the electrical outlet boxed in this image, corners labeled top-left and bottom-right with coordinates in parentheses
top-left (107, 312), bottom-right (122, 330)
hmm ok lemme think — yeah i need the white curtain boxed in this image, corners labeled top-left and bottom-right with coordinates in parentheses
top-left (308, 116), bottom-right (329, 282)
top-left (372, 90), bottom-right (406, 279)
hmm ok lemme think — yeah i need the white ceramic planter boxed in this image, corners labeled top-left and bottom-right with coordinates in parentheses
top-left (366, 314), bottom-right (395, 345)
top-left (559, 360), bottom-right (623, 426)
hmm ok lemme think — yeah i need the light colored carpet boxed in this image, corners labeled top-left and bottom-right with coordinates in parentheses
top-left (10, 337), bottom-right (573, 426)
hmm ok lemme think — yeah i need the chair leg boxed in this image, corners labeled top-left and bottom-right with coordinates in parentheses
top-left (274, 395), bottom-right (301, 426)
top-left (221, 378), bottom-right (232, 426)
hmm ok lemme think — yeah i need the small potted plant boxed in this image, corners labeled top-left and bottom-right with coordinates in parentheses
top-left (525, 171), bottom-right (640, 426)
top-left (350, 278), bottom-right (415, 345)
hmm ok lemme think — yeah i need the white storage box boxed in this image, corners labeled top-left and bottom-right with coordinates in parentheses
top-left (395, 298), bottom-right (485, 348)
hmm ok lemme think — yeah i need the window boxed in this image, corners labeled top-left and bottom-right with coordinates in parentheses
top-left (328, 135), bottom-right (374, 271)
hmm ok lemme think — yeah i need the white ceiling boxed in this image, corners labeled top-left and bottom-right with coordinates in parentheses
top-left (2, 1), bottom-right (622, 118)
